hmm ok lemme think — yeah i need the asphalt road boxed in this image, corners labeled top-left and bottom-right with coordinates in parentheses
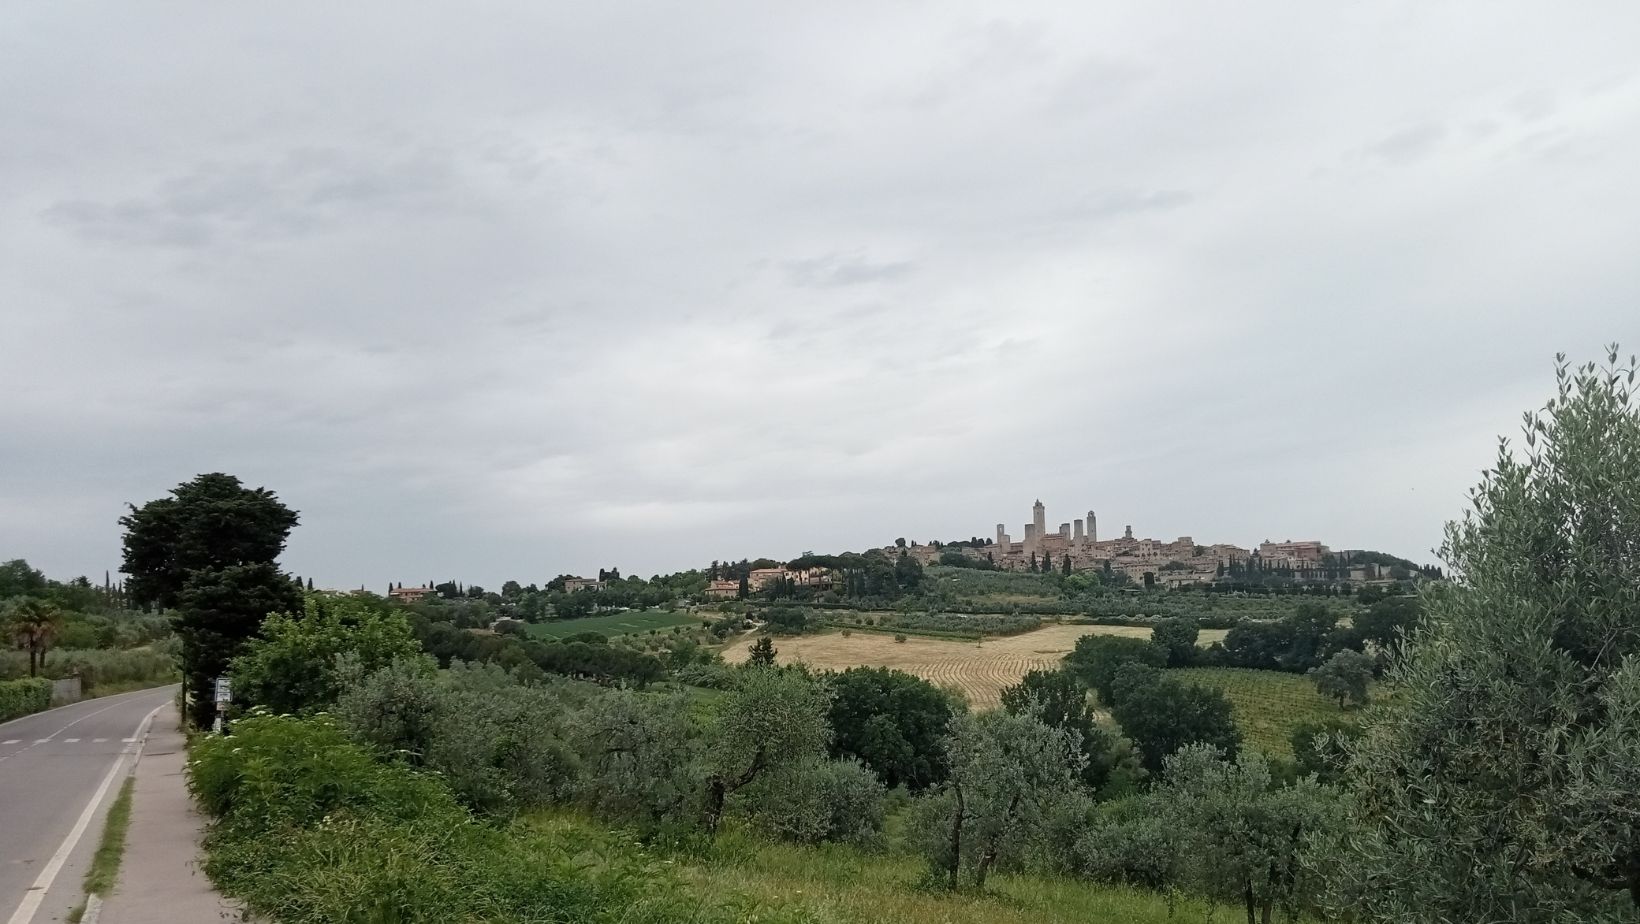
top-left (0, 686), bottom-right (178, 924)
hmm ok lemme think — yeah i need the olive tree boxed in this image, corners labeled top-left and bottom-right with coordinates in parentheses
top-left (912, 710), bottom-right (1084, 890)
top-left (1163, 745), bottom-right (1340, 924)
top-left (1332, 348), bottom-right (1640, 920)
top-left (1307, 649), bottom-right (1373, 708)
top-left (569, 688), bottom-right (701, 827)
top-left (333, 657), bottom-right (442, 761)
top-left (700, 667), bottom-right (832, 832)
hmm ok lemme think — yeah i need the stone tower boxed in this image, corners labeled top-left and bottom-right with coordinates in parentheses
top-left (996, 523), bottom-right (1006, 546)
top-left (1124, 524), bottom-right (1134, 540)
top-left (1073, 519), bottom-right (1085, 542)
top-left (1087, 510), bottom-right (1097, 543)
top-left (1033, 499), bottom-right (1046, 538)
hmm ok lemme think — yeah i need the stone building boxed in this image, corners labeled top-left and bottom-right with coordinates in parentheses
top-left (1257, 539), bottom-right (1330, 567)
top-left (704, 579), bottom-right (740, 599)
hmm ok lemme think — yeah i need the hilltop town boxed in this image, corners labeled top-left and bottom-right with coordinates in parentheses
top-left (874, 499), bottom-right (1414, 589)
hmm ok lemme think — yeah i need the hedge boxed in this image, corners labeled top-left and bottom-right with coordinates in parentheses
top-left (0, 677), bottom-right (53, 723)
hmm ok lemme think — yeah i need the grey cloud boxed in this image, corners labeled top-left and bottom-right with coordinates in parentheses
top-left (43, 148), bottom-right (461, 247)
top-left (1047, 189), bottom-right (1194, 223)
top-left (1366, 122), bottom-right (1448, 164)
top-left (783, 252), bottom-right (916, 288)
top-left (1508, 90), bottom-right (1558, 123)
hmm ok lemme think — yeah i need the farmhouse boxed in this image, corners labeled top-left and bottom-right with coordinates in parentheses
top-left (704, 579), bottom-right (740, 600)
top-left (747, 568), bottom-right (789, 590)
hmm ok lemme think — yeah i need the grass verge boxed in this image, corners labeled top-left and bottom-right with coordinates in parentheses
top-left (1172, 667), bottom-right (1359, 759)
top-left (67, 777), bottom-right (136, 923)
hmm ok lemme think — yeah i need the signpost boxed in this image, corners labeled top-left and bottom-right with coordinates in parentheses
top-left (212, 676), bottom-right (231, 734)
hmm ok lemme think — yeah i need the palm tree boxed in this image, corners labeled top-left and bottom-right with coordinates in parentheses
top-left (6, 597), bottom-right (62, 677)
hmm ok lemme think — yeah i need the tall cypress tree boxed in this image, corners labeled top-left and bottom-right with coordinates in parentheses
top-left (120, 473), bottom-right (302, 727)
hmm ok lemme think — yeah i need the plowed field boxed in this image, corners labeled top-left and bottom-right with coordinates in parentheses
top-left (721, 624), bottom-right (1228, 709)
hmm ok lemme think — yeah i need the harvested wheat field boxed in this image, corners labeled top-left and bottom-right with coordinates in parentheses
top-left (722, 624), bottom-right (1229, 709)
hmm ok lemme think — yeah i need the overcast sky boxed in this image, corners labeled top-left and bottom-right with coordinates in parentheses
top-left (3, 3), bottom-right (1637, 588)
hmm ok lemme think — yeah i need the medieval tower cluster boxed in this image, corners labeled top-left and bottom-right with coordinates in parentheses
top-left (975, 499), bottom-right (1285, 581)
top-left (995, 499), bottom-right (1100, 557)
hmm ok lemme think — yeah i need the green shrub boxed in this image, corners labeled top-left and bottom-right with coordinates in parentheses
top-left (738, 757), bottom-right (886, 846)
top-left (191, 712), bottom-right (460, 830)
top-left (0, 677), bottom-right (51, 722)
top-left (334, 661), bottom-right (580, 817)
top-left (232, 593), bottom-right (422, 715)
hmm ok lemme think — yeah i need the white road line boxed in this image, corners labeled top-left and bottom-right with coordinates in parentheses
top-left (92, 738), bottom-right (107, 743)
top-left (1, 740), bottom-right (17, 745)
top-left (2, 702), bottom-right (165, 924)
top-left (0, 689), bottom-right (174, 768)
top-left (63, 739), bottom-right (79, 744)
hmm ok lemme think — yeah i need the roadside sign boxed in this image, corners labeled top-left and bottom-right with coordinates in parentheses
top-left (214, 677), bottom-right (232, 704)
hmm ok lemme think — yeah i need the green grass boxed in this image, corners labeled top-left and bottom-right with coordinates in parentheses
top-left (524, 610), bottom-right (703, 639)
top-left (68, 777), bottom-right (136, 922)
top-left (1172, 667), bottom-right (1359, 760)
top-left (527, 812), bottom-right (1210, 924)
